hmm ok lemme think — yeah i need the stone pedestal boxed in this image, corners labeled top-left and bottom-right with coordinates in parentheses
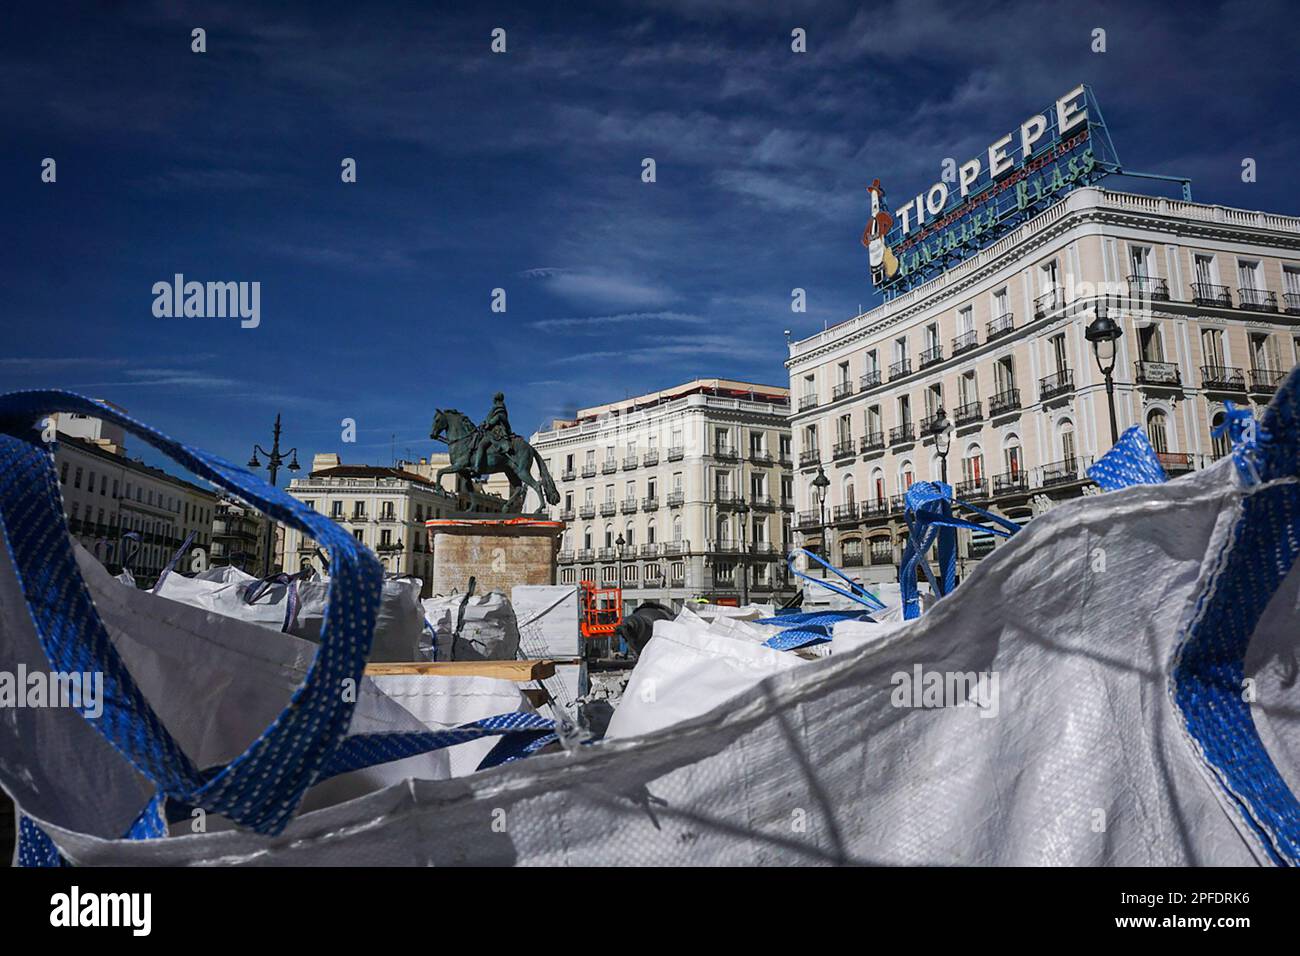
top-left (426, 518), bottom-right (564, 597)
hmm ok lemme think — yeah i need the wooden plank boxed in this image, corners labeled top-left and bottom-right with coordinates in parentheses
top-left (520, 688), bottom-right (551, 708)
top-left (364, 660), bottom-right (557, 681)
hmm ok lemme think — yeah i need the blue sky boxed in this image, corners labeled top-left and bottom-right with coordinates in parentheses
top-left (4, 0), bottom-right (1298, 483)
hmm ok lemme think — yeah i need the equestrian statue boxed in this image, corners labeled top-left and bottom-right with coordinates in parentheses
top-left (430, 392), bottom-right (561, 514)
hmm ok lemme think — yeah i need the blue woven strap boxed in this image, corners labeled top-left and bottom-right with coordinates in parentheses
top-left (758, 608), bottom-right (868, 651)
top-left (1212, 401), bottom-right (1264, 486)
top-left (1086, 425), bottom-right (1168, 491)
top-left (150, 529), bottom-right (197, 593)
top-left (785, 548), bottom-right (887, 611)
top-left (0, 390), bottom-right (383, 838)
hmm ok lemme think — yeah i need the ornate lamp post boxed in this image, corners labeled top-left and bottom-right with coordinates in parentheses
top-left (735, 497), bottom-right (751, 606)
top-left (247, 413), bottom-right (300, 575)
top-left (811, 465), bottom-right (830, 566)
top-left (931, 405), bottom-right (953, 487)
top-left (1086, 301), bottom-right (1124, 445)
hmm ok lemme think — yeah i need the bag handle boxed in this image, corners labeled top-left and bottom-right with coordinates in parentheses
top-left (0, 390), bottom-right (383, 836)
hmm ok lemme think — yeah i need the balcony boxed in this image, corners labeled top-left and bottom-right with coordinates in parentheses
top-left (799, 449), bottom-right (820, 468)
top-left (992, 470), bottom-right (1028, 496)
top-left (870, 543), bottom-right (894, 566)
top-left (1249, 368), bottom-right (1285, 394)
top-left (954, 401), bottom-right (982, 426)
top-left (599, 501), bottom-right (617, 517)
top-left (889, 423), bottom-right (915, 446)
top-left (832, 503), bottom-right (858, 524)
top-left (1191, 282), bottom-right (1232, 308)
top-left (639, 543), bottom-right (661, 558)
top-left (622, 456), bottom-right (638, 471)
top-left (832, 381), bottom-right (854, 401)
top-left (1238, 287), bottom-right (1278, 313)
top-left (576, 548), bottom-right (595, 562)
top-left (1039, 369), bottom-right (1074, 401)
top-left (620, 498), bottom-right (637, 514)
top-left (578, 504), bottom-right (596, 519)
top-left (919, 344), bottom-right (944, 368)
top-left (1135, 360), bottom-right (1181, 387)
top-left (748, 450), bottom-right (774, 466)
top-left (987, 313), bottom-right (1015, 340)
top-left (952, 330), bottom-right (979, 355)
top-left (597, 547), bottom-right (617, 560)
top-left (602, 459), bottom-right (618, 475)
top-left (662, 541), bottom-right (689, 557)
top-left (559, 508), bottom-right (575, 521)
top-left (1200, 365), bottom-right (1246, 391)
top-left (1127, 274), bottom-right (1170, 302)
top-left (710, 540), bottom-right (740, 554)
top-left (751, 496), bottom-right (776, 511)
top-left (1285, 292), bottom-right (1300, 316)
top-left (581, 464), bottom-right (597, 479)
top-left (860, 369), bottom-right (882, 391)
top-left (642, 496), bottom-right (659, 511)
top-left (989, 388), bottom-right (1021, 416)
top-left (889, 359), bottom-right (913, 381)
top-left (888, 494), bottom-right (907, 513)
top-left (1040, 457), bottom-right (1081, 488)
top-left (1156, 451), bottom-right (1194, 474)
top-left (642, 450), bottom-right (659, 466)
top-left (561, 469), bottom-right (576, 482)
top-left (841, 552), bottom-right (864, 568)
top-left (714, 494), bottom-right (744, 509)
top-left (795, 510), bottom-right (821, 531)
top-left (860, 499), bottom-right (889, 519)
top-left (667, 490), bottom-right (685, 507)
top-left (956, 478), bottom-right (988, 499)
top-left (713, 445), bottom-right (738, 461)
top-left (667, 446), bottom-right (685, 461)
top-left (859, 431), bottom-right (884, 453)
top-left (1034, 288), bottom-right (1063, 318)
top-left (799, 394), bottom-right (819, 411)
top-left (349, 512), bottom-right (369, 523)
top-left (832, 439), bottom-right (855, 460)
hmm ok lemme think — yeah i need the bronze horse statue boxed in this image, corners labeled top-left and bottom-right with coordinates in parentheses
top-left (430, 408), bottom-right (560, 513)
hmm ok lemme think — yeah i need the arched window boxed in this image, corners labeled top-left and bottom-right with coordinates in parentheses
top-left (604, 524), bottom-right (614, 548)
top-left (1147, 408), bottom-right (1169, 454)
top-left (647, 520), bottom-right (656, 545)
top-left (870, 467), bottom-right (885, 505)
top-left (583, 526), bottom-right (592, 550)
top-left (898, 459), bottom-right (915, 491)
top-left (962, 443), bottom-right (985, 489)
top-left (672, 516), bottom-right (683, 542)
top-left (1211, 410), bottom-right (1230, 459)
top-left (624, 523), bottom-right (635, 548)
top-left (842, 475), bottom-right (856, 506)
top-left (1002, 433), bottom-right (1023, 477)
top-left (1058, 419), bottom-right (1076, 463)
top-left (716, 514), bottom-right (730, 544)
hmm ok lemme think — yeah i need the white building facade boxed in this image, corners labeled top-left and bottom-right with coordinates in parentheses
top-left (530, 379), bottom-right (797, 612)
top-left (54, 408), bottom-right (218, 587)
top-left (788, 186), bottom-right (1300, 584)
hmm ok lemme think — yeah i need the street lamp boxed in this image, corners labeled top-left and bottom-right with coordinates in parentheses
top-left (1086, 301), bottom-right (1124, 445)
top-left (735, 497), bottom-right (751, 606)
top-left (811, 465), bottom-right (830, 563)
top-left (247, 413), bottom-right (300, 575)
top-left (931, 406), bottom-right (953, 487)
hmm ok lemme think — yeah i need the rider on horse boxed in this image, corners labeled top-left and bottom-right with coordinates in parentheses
top-left (472, 392), bottom-right (513, 476)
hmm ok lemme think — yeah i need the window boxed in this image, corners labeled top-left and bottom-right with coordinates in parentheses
top-left (993, 288), bottom-right (1009, 318)
top-left (1211, 411), bottom-right (1231, 459)
top-left (1237, 259), bottom-right (1262, 291)
top-left (1004, 436), bottom-right (1023, 476)
top-left (1147, 409), bottom-right (1169, 454)
top-left (60, 462), bottom-right (69, 483)
top-left (1250, 332), bottom-right (1281, 372)
top-left (962, 445), bottom-right (984, 484)
top-left (899, 460), bottom-right (915, 490)
top-left (353, 530), bottom-right (364, 542)
top-left (871, 468), bottom-right (885, 504)
top-left (995, 356), bottom-right (1016, 393)
top-left (925, 384), bottom-right (942, 419)
top-left (380, 529), bottom-right (392, 547)
top-left (1137, 325), bottom-right (1163, 363)
top-left (1201, 328), bottom-right (1225, 367)
top-left (1128, 244), bottom-right (1152, 278)
top-left (842, 476), bottom-right (856, 506)
top-left (925, 323), bottom-right (940, 350)
top-left (836, 414), bottom-right (851, 444)
top-left (897, 395), bottom-right (912, 427)
top-left (958, 306), bottom-right (973, 334)
top-left (1040, 259), bottom-right (1059, 292)
top-left (959, 370), bottom-right (977, 407)
top-left (1050, 333), bottom-right (1069, 372)
top-left (837, 361), bottom-right (850, 387)
top-left (1194, 253), bottom-right (1215, 287)
top-left (866, 405), bottom-right (882, 437)
top-left (647, 520), bottom-right (656, 544)
top-left (1059, 421), bottom-right (1077, 463)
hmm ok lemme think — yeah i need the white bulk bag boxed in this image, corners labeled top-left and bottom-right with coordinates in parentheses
top-left (154, 570), bottom-right (425, 662)
top-left (421, 593), bottom-right (520, 661)
top-left (604, 620), bottom-right (808, 740)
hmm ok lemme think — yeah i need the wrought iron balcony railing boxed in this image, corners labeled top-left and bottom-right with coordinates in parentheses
top-left (889, 358), bottom-right (913, 381)
top-left (576, 548), bottom-right (595, 562)
top-left (642, 450), bottom-right (659, 466)
top-left (799, 394), bottom-right (818, 411)
top-left (795, 510), bottom-right (821, 531)
top-left (859, 431), bottom-right (884, 453)
top-left (840, 552), bottom-right (864, 568)
top-left (1238, 287), bottom-right (1278, 312)
top-left (1200, 364), bottom-right (1245, 391)
top-left (954, 400), bottom-right (982, 425)
top-left (860, 369), bottom-right (882, 391)
top-left (667, 446), bottom-right (685, 461)
top-left (1039, 369), bottom-right (1074, 401)
top-left (557, 550), bottom-right (575, 563)
top-left (888, 423), bottom-right (915, 445)
top-left (1127, 274), bottom-right (1170, 301)
top-left (748, 450), bottom-right (773, 465)
top-left (832, 439), bottom-right (855, 460)
top-left (1191, 282), bottom-right (1232, 307)
top-left (832, 503), bottom-right (858, 524)
top-left (639, 543), bottom-right (660, 558)
top-left (667, 490), bottom-right (685, 507)
top-left (713, 445), bottom-right (738, 460)
top-left (581, 464), bottom-right (597, 478)
top-left (1034, 288), bottom-right (1063, 317)
top-left (622, 456), bottom-right (638, 471)
top-left (919, 345), bottom-right (944, 368)
top-left (599, 501), bottom-right (617, 516)
top-left (1249, 368), bottom-right (1285, 393)
top-left (1285, 292), bottom-right (1300, 315)
top-left (1040, 457), bottom-right (1081, 488)
top-left (956, 478), bottom-right (988, 498)
top-left (989, 388), bottom-right (1021, 415)
top-left (1135, 360), bottom-right (1181, 386)
top-left (832, 381), bottom-right (854, 401)
top-left (620, 498), bottom-right (638, 514)
top-left (559, 508), bottom-right (575, 521)
top-left (870, 543), bottom-right (894, 565)
top-left (952, 330), bottom-right (979, 355)
top-left (561, 469), bottom-right (576, 481)
top-left (641, 496), bottom-right (659, 511)
top-left (602, 459), bottom-right (618, 474)
top-left (987, 312), bottom-right (1015, 340)
top-left (992, 470), bottom-right (1028, 495)
top-left (799, 449), bottom-right (820, 468)
top-left (578, 504), bottom-right (596, 519)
